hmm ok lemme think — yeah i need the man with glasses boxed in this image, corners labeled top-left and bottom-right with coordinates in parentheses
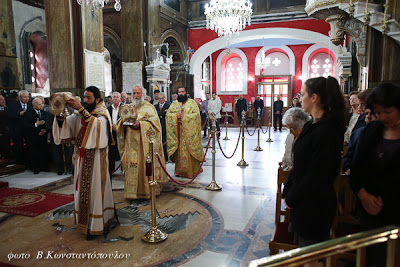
top-left (344, 91), bottom-right (364, 143)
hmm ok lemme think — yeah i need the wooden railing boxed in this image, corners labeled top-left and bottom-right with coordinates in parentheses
top-left (248, 226), bottom-right (399, 267)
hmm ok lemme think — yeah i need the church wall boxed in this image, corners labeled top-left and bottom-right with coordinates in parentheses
top-left (11, 0), bottom-right (46, 91)
top-left (211, 44), bottom-right (314, 108)
top-left (188, 19), bottom-right (330, 53)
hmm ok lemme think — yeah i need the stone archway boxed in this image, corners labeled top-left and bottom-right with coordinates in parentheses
top-left (190, 28), bottom-right (341, 98)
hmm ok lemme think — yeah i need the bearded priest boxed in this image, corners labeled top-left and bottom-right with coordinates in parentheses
top-left (52, 86), bottom-right (115, 239)
top-left (116, 85), bottom-right (167, 199)
top-left (166, 87), bottom-right (204, 178)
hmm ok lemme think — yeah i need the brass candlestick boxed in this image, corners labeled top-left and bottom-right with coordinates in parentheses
top-left (206, 115), bottom-right (222, 191)
top-left (142, 126), bottom-right (168, 243)
top-left (237, 110), bottom-right (248, 167)
top-left (254, 107), bottom-right (263, 151)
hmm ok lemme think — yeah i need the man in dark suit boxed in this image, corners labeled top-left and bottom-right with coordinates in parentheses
top-left (107, 91), bottom-right (121, 178)
top-left (154, 92), bottom-right (170, 162)
top-left (24, 97), bottom-right (48, 174)
top-left (253, 96), bottom-right (264, 126)
top-left (7, 90), bottom-right (32, 165)
top-left (150, 89), bottom-right (160, 105)
top-left (273, 94), bottom-right (284, 131)
top-left (0, 95), bottom-right (11, 159)
top-left (235, 94), bottom-right (247, 125)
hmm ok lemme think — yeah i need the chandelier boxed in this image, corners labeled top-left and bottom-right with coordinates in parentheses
top-left (77, 0), bottom-right (121, 12)
top-left (204, 0), bottom-right (252, 37)
top-left (256, 50), bottom-right (270, 72)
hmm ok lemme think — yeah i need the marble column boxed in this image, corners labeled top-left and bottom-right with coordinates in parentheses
top-left (0, 0), bottom-right (16, 57)
top-left (121, 0), bottom-right (144, 62)
top-left (45, 0), bottom-right (104, 96)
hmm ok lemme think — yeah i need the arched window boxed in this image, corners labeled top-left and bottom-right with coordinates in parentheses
top-left (261, 51), bottom-right (290, 76)
top-left (225, 56), bottom-right (243, 92)
top-left (216, 48), bottom-right (248, 95)
top-left (309, 52), bottom-right (335, 78)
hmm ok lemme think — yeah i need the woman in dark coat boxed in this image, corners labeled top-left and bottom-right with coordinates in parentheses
top-left (283, 77), bottom-right (345, 253)
top-left (351, 83), bottom-right (400, 266)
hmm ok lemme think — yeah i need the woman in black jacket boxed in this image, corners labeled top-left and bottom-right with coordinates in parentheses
top-left (351, 83), bottom-right (400, 266)
top-left (283, 77), bottom-right (345, 252)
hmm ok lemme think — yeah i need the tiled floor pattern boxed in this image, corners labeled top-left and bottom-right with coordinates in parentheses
top-left (0, 127), bottom-right (288, 267)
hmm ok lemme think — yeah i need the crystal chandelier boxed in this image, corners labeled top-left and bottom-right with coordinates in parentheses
top-left (77, 0), bottom-right (121, 12)
top-left (256, 50), bottom-right (270, 74)
top-left (204, 0), bottom-right (252, 37)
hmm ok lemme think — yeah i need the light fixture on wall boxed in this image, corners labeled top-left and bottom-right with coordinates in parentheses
top-left (77, 0), bottom-right (121, 12)
top-left (256, 51), bottom-right (270, 75)
top-left (204, 0), bottom-right (252, 37)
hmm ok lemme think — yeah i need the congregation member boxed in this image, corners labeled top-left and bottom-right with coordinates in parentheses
top-left (155, 92), bottom-right (170, 162)
top-left (253, 96), bottom-right (264, 125)
top-left (200, 93), bottom-right (210, 138)
top-left (46, 111), bottom-right (74, 175)
top-left (145, 95), bottom-right (151, 102)
top-left (342, 89), bottom-right (373, 174)
top-left (7, 90), bottom-right (32, 165)
top-left (121, 92), bottom-right (128, 105)
top-left (116, 85), bottom-right (167, 199)
top-left (53, 86), bottom-right (115, 239)
top-left (235, 94), bottom-right (247, 125)
top-left (344, 91), bottom-right (361, 143)
top-left (283, 77), bottom-right (345, 267)
top-left (273, 94), bottom-right (284, 132)
top-left (126, 93), bottom-right (132, 104)
top-left (171, 93), bottom-right (178, 102)
top-left (166, 87), bottom-right (204, 178)
top-left (351, 83), bottom-right (400, 267)
top-left (291, 97), bottom-right (301, 108)
top-left (0, 95), bottom-right (11, 159)
top-left (281, 107), bottom-right (310, 171)
top-left (24, 98), bottom-right (49, 174)
top-left (207, 92), bottom-right (222, 138)
top-left (151, 89), bottom-right (160, 105)
top-left (107, 91), bottom-right (121, 178)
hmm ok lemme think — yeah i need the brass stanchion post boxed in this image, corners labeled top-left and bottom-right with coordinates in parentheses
top-left (222, 110), bottom-right (232, 140)
top-left (254, 107), bottom-right (263, 151)
top-left (206, 115), bottom-right (222, 191)
top-left (142, 126), bottom-right (168, 243)
top-left (237, 110), bottom-right (248, 167)
top-left (266, 100), bottom-right (273, 143)
top-left (204, 113), bottom-right (212, 148)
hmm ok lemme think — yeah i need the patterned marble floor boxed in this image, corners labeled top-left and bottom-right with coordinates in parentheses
top-left (0, 127), bottom-right (289, 267)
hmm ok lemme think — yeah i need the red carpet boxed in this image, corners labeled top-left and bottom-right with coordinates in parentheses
top-left (0, 188), bottom-right (73, 217)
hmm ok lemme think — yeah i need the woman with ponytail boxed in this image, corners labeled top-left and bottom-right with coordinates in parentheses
top-left (282, 77), bottom-right (345, 264)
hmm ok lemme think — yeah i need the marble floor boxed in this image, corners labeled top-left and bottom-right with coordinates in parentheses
top-left (0, 127), bottom-right (289, 267)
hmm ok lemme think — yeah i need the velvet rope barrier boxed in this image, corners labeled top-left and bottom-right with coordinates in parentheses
top-left (111, 163), bottom-right (121, 175)
top-left (260, 125), bottom-right (269, 134)
top-left (157, 135), bottom-right (212, 185)
top-left (245, 120), bottom-right (259, 136)
top-left (216, 126), bottom-right (242, 159)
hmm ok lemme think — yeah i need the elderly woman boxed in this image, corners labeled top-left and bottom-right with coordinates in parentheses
top-left (351, 83), bottom-right (400, 266)
top-left (281, 107), bottom-right (310, 170)
top-left (283, 77), bottom-right (345, 267)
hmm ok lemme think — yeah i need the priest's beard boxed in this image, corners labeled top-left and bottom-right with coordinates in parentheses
top-left (83, 101), bottom-right (96, 113)
top-left (178, 94), bottom-right (188, 103)
top-left (132, 95), bottom-right (145, 107)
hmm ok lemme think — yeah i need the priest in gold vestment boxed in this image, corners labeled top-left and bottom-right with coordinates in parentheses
top-left (116, 85), bottom-right (167, 199)
top-left (166, 87), bottom-right (204, 178)
top-left (52, 86), bottom-right (115, 238)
